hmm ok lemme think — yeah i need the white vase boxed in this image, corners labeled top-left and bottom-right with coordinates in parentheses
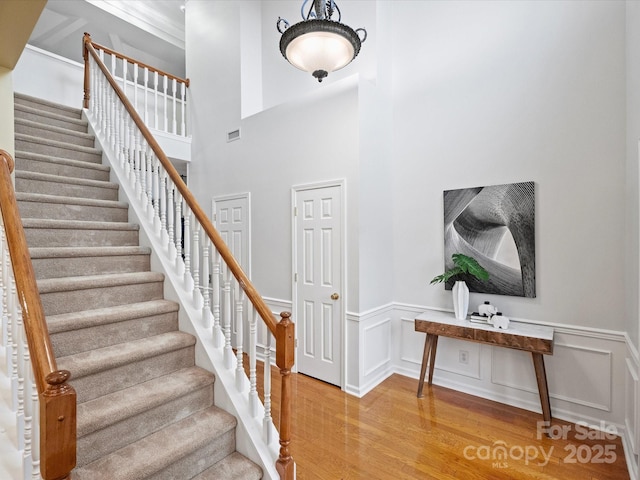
top-left (452, 281), bottom-right (469, 320)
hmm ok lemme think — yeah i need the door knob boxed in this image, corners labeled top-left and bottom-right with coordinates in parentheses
top-left (331, 293), bottom-right (340, 300)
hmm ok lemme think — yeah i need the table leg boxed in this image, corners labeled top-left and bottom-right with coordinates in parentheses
top-left (532, 352), bottom-right (552, 425)
top-left (417, 334), bottom-right (431, 398)
top-left (428, 335), bottom-right (438, 385)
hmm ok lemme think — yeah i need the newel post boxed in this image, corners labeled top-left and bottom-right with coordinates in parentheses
top-left (40, 370), bottom-right (76, 480)
top-left (83, 32), bottom-right (91, 109)
top-left (275, 312), bottom-right (295, 480)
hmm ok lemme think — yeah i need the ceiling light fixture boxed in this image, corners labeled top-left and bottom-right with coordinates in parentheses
top-left (277, 0), bottom-right (367, 82)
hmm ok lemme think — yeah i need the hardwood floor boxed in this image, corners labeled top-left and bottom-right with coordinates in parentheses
top-left (264, 370), bottom-right (630, 480)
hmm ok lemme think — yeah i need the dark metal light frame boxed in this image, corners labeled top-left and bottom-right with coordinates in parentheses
top-left (277, 0), bottom-right (367, 82)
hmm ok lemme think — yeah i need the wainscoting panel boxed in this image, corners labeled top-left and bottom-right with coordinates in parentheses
top-left (490, 347), bottom-right (538, 393)
top-left (491, 343), bottom-right (613, 412)
top-left (392, 305), bottom-right (629, 429)
top-left (345, 305), bottom-right (394, 397)
top-left (363, 317), bottom-right (392, 377)
top-left (625, 356), bottom-right (638, 455)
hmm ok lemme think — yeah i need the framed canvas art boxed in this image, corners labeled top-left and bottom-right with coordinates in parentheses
top-left (443, 181), bottom-right (536, 297)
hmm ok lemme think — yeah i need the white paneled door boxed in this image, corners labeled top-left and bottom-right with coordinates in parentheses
top-left (213, 193), bottom-right (251, 348)
top-left (293, 183), bottom-right (343, 387)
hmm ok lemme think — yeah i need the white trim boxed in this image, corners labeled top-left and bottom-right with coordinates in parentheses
top-left (24, 44), bottom-right (84, 68)
top-left (291, 179), bottom-right (346, 389)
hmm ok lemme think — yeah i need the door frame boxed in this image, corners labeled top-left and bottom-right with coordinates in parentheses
top-left (291, 179), bottom-right (346, 389)
top-left (211, 192), bottom-right (252, 278)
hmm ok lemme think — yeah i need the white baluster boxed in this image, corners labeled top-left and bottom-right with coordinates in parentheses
top-left (192, 223), bottom-right (201, 306)
top-left (167, 183), bottom-right (176, 260)
top-left (183, 208), bottom-right (193, 291)
top-left (235, 283), bottom-right (246, 392)
top-left (116, 102), bottom-right (125, 169)
top-left (15, 304), bottom-right (24, 449)
top-left (146, 149), bottom-right (154, 217)
top-left (163, 75), bottom-right (168, 133)
top-left (110, 52), bottom-right (116, 82)
top-left (31, 385), bottom-right (40, 480)
top-left (223, 267), bottom-right (234, 369)
top-left (134, 131), bottom-right (143, 201)
top-left (122, 57), bottom-right (127, 95)
top-left (181, 81), bottom-right (186, 136)
top-left (22, 340), bottom-right (33, 479)
top-left (1, 223), bottom-right (9, 353)
top-left (154, 71), bottom-right (159, 130)
top-left (160, 171), bottom-right (168, 244)
top-left (175, 192), bottom-right (183, 271)
top-left (125, 116), bottom-right (134, 182)
top-left (172, 78), bottom-right (177, 134)
top-left (263, 332), bottom-right (273, 443)
top-left (249, 307), bottom-right (259, 416)
top-left (144, 67), bottom-right (149, 125)
top-left (9, 278), bottom-right (18, 412)
top-left (152, 157), bottom-right (161, 233)
top-left (133, 62), bottom-right (139, 113)
top-left (212, 249), bottom-right (223, 347)
top-left (202, 238), bottom-right (213, 328)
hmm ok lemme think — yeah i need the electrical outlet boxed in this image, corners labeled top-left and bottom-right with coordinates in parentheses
top-left (459, 350), bottom-right (469, 364)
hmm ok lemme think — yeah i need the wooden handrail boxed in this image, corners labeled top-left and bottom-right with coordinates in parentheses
top-left (83, 34), bottom-right (295, 478)
top-left (83, 32), bottom-right (277, 338)
top-left (0, 150), bottom-right (76, 480)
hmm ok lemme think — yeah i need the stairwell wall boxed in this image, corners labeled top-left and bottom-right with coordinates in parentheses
top-left (0, 67), bottom-right (13, 156)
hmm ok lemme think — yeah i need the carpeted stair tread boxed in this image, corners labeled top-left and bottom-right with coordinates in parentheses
top-left (15, 117), bottom-right (96, 147)
top-left (192, 452), bottom-right (263, 480)
top-left (15, 170), bottom-right (118, 191)
top-left (77, 366), bottom-right (214, 437)
top-left (15, 150), bottom-right (110, 173)
top-left (57, 330), bottom-right (195, 380)
top-left (16, 132), bottom-right (101, 154)
top-left (22, 218), bottom-right (138, 230)
top-left (30, 245), bottom-right (151, 260)
top-left (48, 299), bottom-right (178, 357)
top-left (30, 246), bottom-right (151, 280)
top-left (72, 406), bottom-right (237, 480)
top-left (16, 192), bottom-right (127, 209)
top-left (14, 92), bottom-right (82, 118)
top-left (47, 299), bottom-right (175, 334)
top-left (17, 193), bottom-right (128, 222)
top-left (37, 271), bottom-right (164, 294)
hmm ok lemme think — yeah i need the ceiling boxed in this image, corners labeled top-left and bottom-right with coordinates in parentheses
top-left (28, 0), bottom-right (186, 78)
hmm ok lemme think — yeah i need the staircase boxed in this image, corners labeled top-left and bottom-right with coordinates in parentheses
top-left (13, 92), bottom-right (263, 480)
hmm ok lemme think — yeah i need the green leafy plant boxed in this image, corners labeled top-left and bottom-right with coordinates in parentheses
top-left (430, 253), bottom-right (490, 285)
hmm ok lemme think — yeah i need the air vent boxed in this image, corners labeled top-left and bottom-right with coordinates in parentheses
top-left (227, 129), bottom-right (241, 142)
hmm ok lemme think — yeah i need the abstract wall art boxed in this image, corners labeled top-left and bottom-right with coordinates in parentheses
top-left (443, 181), bottom-right (536, 297)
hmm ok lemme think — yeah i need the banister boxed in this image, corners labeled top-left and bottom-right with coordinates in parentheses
top-left (83, 33), bottom-right (278, 338)
top-left (83, 33), bottom-right (295, 479)
top-left (0, 150), bottom-right (76, 480)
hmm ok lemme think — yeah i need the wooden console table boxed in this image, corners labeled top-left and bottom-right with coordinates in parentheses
top-left (415, 310), bottom-right (554, 424)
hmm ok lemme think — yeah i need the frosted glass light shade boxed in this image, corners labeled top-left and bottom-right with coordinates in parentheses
top-left (286, 31), bottom-right (354, 74)
top-left (279, 19), bottom-right (362, 82)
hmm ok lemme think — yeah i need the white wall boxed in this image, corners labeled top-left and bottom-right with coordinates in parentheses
top-left (0, 67), bottom-right (14, 156)
top-left (186, 1), bottom-right (362, 309)
top-left (13, 45), bottom-right (84, 109)
top-left (627, 0), bottom-right (640, 352)
top-left (186, 1), bottom-right (636, 462)
top-left (391, 0), bottom-right (626, 330)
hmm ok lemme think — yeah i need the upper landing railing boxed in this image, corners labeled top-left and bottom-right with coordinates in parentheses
top-left (83, 35), bottom-right (190, 138)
